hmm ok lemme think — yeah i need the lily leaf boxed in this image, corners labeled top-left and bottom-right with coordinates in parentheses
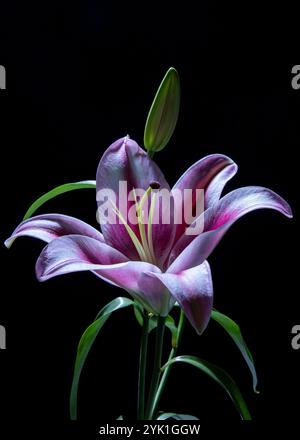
top-left (144, 67), bottom-right (180, 155)
top-left (70, 297), bottom-right (134, 420)
top-left (23, 180), bottom-right (96, 220)
top-left (165, 315), bottom-right (178, 349)
top-left (161, 355), bottom-right (251, 420)
top-left (211, 309), bottom-right (258, 393)
top-left (157, 412), bottom-right (199, 420)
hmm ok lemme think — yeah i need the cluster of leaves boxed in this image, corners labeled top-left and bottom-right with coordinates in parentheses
top-left (70, 297), bottom-right (257, 420)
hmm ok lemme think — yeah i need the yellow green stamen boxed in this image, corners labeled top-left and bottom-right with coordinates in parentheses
top-left (111, 183), bottom-right (160, 265)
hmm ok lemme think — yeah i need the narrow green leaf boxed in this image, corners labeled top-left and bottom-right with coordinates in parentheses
top-left (157, 412), bottom-right (199, 420)
top-left (165, 315), bottom-right (178, 348)
top-left (211, 309), bottom-right (258, 393)
top-left (144, 67), bottom-right (180, 154)
top-left (23, 180), bottom-right (96, 220)
top-left (70, 297), bottom-right (134, 420)
top-left (116, 415), bottom-right (124, 420)
top-left (162, 355), bottom-right (251, 420)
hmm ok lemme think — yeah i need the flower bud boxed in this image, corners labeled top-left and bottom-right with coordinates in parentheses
top-left (144, 67), bottom-right (180, 156)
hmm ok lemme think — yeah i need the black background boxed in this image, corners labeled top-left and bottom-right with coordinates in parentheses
top-left (0, 2), bottom-right (299, 437)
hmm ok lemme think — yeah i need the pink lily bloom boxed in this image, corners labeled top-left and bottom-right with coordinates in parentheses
top-left (5, 137), bottom-right (292, 334)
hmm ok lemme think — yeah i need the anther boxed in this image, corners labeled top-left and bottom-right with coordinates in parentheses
top-left (149, 181), bottom-right (160, 190)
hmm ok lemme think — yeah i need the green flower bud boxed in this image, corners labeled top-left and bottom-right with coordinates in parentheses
top-left (144, 67), bottom-right (180, 157)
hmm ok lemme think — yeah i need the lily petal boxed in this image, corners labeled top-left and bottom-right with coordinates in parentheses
top-left (96, 136), bottom-right (174, 265)
top-left (36, 234), bottom-right (171, 315)
top-left (204, 162), bottom-right (238, 207)
top-left (97, 137), bottom-right (170, 195)
top-left (152, 261), bottom-right (213, 334)
top-left (169, 186), bottom-right (293, 272)
top-left (172, 154), bottom-right (237, 241)
top-left (137, 271), bottom-right (176, 316)
top-left (36, 234), bottom-right (125, 278)
top-left (4, 214), bottom-right (104, 248)
top-left (206, 185), bottom-right (293, 230)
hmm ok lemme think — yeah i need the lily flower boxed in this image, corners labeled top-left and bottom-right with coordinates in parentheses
top-left (5, 137), bottom-right (292, 334)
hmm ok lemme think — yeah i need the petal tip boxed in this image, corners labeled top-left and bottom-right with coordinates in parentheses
top-left (277, 197), bottom-right (293, 219)
top-left (285, 205), bottom-right (293, 219)
top-left (4, 237), bottom-right (14, 249)
top-left (35, 263), bottom-right (47, 282)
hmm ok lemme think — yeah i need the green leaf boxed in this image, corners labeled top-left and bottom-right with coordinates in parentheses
top-left (23, 180), bottom-right (96, 220)
top-left (165, 315), bottom-right (178, 349)
top-left (116, 415), bottom-right (124, 420)
top-left (70, 297), bottom-right (134, 420)
top-left (157, 412), bottom-right (199, 420)
top-left (161, 355), bottom-right (251, 420)
top-left (144, 67), bottom-right (180, 155)
top-left (211, 309), bottom-right (258, 393)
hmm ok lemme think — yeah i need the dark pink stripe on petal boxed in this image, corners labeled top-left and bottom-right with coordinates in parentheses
top-left (169, 186), bottom-right (293, 272)
top-left (36, 234), bottom-right (171, 315)
top-left (206, 186), bottom-right (293, 231)
top-left (36, 235), bottom-right (128, 280)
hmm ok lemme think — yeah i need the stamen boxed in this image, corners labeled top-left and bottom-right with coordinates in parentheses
top-left (133, 188), bottom-right (154, 263)
top-left (147, 191), bottom-right (157, 265)
top-left (138, 186), bottom-right (152, 210)
top-left (110, 200), bottom-right (148, 261)
top-left (109, 182), bottom-right (160, 266)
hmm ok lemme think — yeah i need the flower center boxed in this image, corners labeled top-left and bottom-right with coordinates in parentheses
top-left (111, 183), bottom-right (160, 265)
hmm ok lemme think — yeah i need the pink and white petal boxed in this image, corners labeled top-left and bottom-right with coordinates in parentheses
top-left (4, 214), bottom-right (104, 248)
top-left (168, 186), bottom-right (293, 272)
top-left (96, 136), bottom-right (174, 262)
top-left (36, 234), bottom-right (171, 315)
top-left (137, 271), bottom-right (176, 316)
top-left (205, 185), bottom-right (293, 231)
top-left (97, 263), bottom-right (172, 316)
top-left (204, 162), bottom-right (238, 208)
top-left (172, 154), bottom-right (236, 241)
top-left (96, 136), bottom-right (170, 195)
top-left (152, 261), bottom-right (213, 334)
top-left (36, 235), bottom-right (128, 280)
top-left (168, 223), bottom-right (229, 273)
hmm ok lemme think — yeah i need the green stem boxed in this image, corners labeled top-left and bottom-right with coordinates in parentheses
top-left (146, 316), bottom-right (165, 419)
top-left (176, 308), bottom-right (186, 347)
top-left (150, 309), bottom-right (186, 418)
top-left (137, 310), bottom-right (149, 420)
